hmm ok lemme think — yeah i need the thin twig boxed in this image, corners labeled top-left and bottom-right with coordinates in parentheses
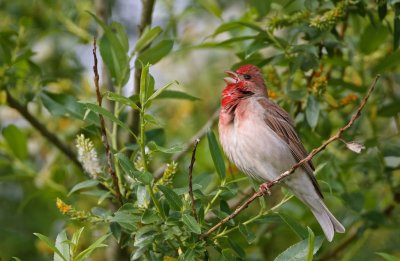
top-left (188, 138), bottom-right (200, 221)
top-left (154, 109), bottom-right (220, 181)
top-left (92, 38), bottom-right (122, 205)
top-left (200, 75), bottom-right (380, 239)
top-left (5, 90), bottom-right (83, 171)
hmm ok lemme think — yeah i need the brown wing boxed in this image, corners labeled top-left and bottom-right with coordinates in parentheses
top-left (258, 99), bottom-right (323, 199)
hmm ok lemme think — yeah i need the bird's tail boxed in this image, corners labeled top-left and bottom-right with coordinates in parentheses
top-left (302, 196), bottom-right (345, 242)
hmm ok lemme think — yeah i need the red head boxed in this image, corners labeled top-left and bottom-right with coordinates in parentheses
top-left (222, 64), bottom-right (268, 109)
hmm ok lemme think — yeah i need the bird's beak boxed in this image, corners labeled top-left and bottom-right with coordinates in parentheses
top-left (224, 70), bottom-right (238, 84)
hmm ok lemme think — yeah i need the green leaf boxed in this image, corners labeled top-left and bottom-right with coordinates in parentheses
top-left (109, 222), bottom-right (121, 243)
top-left (341, 191), bottom-right (364, 212)
top-left (88, 12), bottom-right (130, 87)
top-left (116, 153), bottom-right (153, 185)
top-left (207, 130), bottom-right (226, 180)
top-left (141, 208), bottom-right (161, 224)
top-left (111, 207), bottom-right (141, 231)
top-left (134, 171), bottom-right (153, 185)
top-left (198, 0), bottom-right (222, 19)
top-left (33, 233), bottom-right (67, 261)
top-left (158, 185), bottom-right (183, 211)
top-left (306, 228), bottom-right (315, 261)
top-left (111, 21), bottom-right (129, 53)
top-left (105, 91), bottom-right (140, 110)
top-left (378, 2), bottom-right (387, 20)
top-left (131, 247), bottom-right (148, 260)
top-left (359, 24), bottom-right (388, 54)
top-left (378, 100), bottom-right (400, 117)
top-left (146, 81), bottom-right (179, 103)
top-left (376, 252), bottom-right (400, 261)
top-left (134, 226), bottom-right (157, 248)
top-left (136, 39), bottom-right (174, 66)
top-left (394, 3), bottom-right (400, 50)
top-left (54, 230), bottom-right (70, 261)
top-left (75, 234), bottom-right (109, 261)
top-left (213, 22), bottom-right (244, 36)
top-left (40, 92), bottom-right (99, 125)
top-left (145, 128), bottom-right (166, 146)
top-left (238, 223), bottom-right (256, 244)
top-left (373, 50), bottom-right (400, 74)
top-left (274, 236), bottom-right (324, 261)
top-left (144, 114), bottom-right (161, 126)
top-left (83, 102), bottom-right (135, 137)
top-left (155, 90), bottom-right (200, 101)
top-left (145, 74), bottom-right (155, 103)
top-left (180, 248), bottom-right (195, 261)
top-left (278, 213), bottom-right (308, 240)
top-left (71, 227), bottom-right (85, 253)
top-left (221, 248), bottom-right (236, 260)
top-left (249, 0), bottom-right (271, 17)
top-left (182, 214), bottom-right (201, 234)
top-left (299, 52), bottom-right (319, 72)
top-left (134, 26), bottom-right (162, 52)
top-left (99, 35), bottom-right (130, 87)
top-left (227, 238), bottom-right (246, 259)
top-left (304, 0), bottom-right (319, 11)
top-left (68, 180), bottom-right (100, 196)
top-left (305, 95), bottom-right (320, 129)
top-left (2, 124), bottom-right (28, 160)
top-left (147, 141), bottom-right (183, 154)
top-left (139, 63), bottom-right (150, 106)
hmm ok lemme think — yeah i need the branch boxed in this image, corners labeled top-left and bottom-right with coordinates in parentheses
top-left (92, 38), bottom-right (122, 205)
top-left (200, 75), bottom-right (380, 239)
top-left (5, 90), bottom-right (83, 171)
top-left (188, 138), bottom-right (200, 221)
top-left (154, 109), bottom-right (220, 181)
top-left (128, 0), bottom-right (156, 138)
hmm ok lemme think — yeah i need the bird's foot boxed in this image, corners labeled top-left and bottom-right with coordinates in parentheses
top-left (259, 182), bottom-right (272, 196)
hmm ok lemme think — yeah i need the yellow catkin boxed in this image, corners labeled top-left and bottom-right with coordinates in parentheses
top-left (56, 198), bottom-right (72, 214)
top-left (268, 90), bottom-right (278, 99)
top-left (340, 93), bottom-right (358, 105)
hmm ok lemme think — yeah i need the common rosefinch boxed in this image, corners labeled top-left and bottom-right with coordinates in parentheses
top-left (218, 64), bottom-right (345, 241)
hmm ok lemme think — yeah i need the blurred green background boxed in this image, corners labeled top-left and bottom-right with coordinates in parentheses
top-left (1, 0), bottom-right (400, 260)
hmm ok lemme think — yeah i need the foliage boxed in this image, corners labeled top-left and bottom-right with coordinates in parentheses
top-left (1, 0), bottom-right (400, 260)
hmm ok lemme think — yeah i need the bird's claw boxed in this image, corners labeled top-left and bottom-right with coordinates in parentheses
top-left (259, 182), bottom-right (272, 196)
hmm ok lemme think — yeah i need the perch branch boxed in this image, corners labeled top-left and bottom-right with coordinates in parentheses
top-left (5, 90), bottom-right (83, 171)
top-left (92, 38), bottom-right (122, 205)
top-left (188, 138), bottom-right (200, 221)
top-left (154, 109), bottom-right (220, 181)
top-left (200, 75), bottom-right (380, 239)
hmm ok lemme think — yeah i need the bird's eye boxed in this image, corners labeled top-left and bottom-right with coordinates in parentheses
top-left (243, 74), bottom-right (251, 80)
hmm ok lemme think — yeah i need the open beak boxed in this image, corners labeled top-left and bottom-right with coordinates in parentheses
top-left (224, 70), bottom-right (238, 84)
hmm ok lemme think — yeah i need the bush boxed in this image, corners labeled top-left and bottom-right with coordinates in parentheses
top-left (1, 0), bottom-right (400, 260)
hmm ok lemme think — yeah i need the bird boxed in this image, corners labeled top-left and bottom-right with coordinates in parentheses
top-left (218, 64), bottom-right (345, 241)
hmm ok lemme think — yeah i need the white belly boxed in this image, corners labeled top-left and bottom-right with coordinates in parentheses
top-left (219, 98), bottom-right (296, 181)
